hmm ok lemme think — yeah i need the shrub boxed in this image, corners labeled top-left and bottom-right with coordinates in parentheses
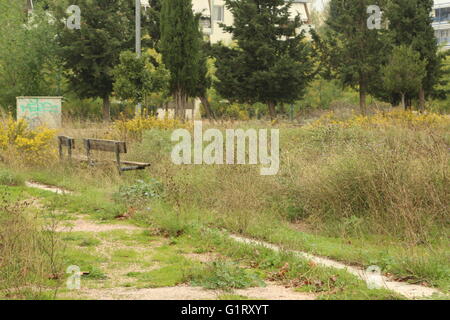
top-left (189, 261), bottom-right (265, 290)
top-left (114, 178), bottom-right (163, 205)
top-left (0, 116), bottom-right (57, 165)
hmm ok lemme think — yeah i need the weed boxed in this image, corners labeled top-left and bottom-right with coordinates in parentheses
top-left (189, 261), bottom-right (265, 291)
top-left (0, 168), bottom-right (24, 186)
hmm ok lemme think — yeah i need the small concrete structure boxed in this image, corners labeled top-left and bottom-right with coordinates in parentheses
top-left (156, 98), bottom-right (202, 121)
top-left (16, 96), bottom-right (62, 129)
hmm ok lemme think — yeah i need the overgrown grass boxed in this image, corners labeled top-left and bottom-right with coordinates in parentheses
top-left (121, 115), bottom-right (449, 291)
top-left (0, 192), bottom-right (65, 299)
top-left (2, 111), bottom-right (448, 297)
top-left (189, 261), bottom-right (265, 291)
top-left (0, 167), bottom-right (24, 186)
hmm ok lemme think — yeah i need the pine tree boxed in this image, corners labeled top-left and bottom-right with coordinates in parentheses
top-left (213, 0), bottom-right (315, 119)
top-left (382, 45), bottom-right (426, 109)
top-left (52, 0), bottom-right (136, 121)
top-left (324, 0), bottom-right (386, 114)
top-left (384, 0), bottom-right (445, 110)
top-left (160, 0), bottom-right (201, 120)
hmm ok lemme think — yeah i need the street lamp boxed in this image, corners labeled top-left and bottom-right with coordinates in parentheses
top-left (135, 0), bottom-right (142, 115)
top-left (135, 0), bottom-right (151, 116)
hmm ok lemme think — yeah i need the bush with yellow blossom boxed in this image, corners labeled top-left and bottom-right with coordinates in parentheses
top-left (113, 115), bottom-right (190, 141)
top-left (310, 109), bottom-right (450, 130)
top-left (0, 116), bottom-right (57, 164)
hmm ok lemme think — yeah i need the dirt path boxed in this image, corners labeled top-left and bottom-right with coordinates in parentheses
top-left (229, 235), bottom-right (442, 299)
top-left (58, 216), bottom-right (141, 233)
top-left (25, 181), bottom-right (73, 195)
top-left (56, 213), bottom-right (315, 300)
top-left (72, 283), bottom-right (314, 301)
top-left (27, 181), bottom-right (442, 300)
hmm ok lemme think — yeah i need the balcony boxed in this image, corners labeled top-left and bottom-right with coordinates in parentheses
top-left (433, 7), bottom-right (450, 24)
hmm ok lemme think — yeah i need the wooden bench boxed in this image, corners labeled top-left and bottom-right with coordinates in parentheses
top-left (57, 136), bottom-right (150, 174)
top-left (84, 138), bottom-right (150, 173)
top-left (58, 136), bottom-right (75, 160)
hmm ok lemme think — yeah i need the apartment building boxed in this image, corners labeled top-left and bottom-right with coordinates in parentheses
top-left (193, 0), bottom-right (314, 44)
top-left (433, 0), bottom-right (450, 49)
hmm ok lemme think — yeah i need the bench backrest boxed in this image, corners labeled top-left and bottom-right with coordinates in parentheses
top-left (84, 139), bottom-right (127, 154)
top-left (58, 136), bottom-right (75, 149)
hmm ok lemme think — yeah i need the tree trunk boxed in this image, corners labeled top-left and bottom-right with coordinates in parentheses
top-left (401, 93), bottom-right (406, 110)
top-left (419, 87), bottom-right (425, 112)
top-left (200, 95), bottom-right (216, 121)
top-left (359, 77), bottom-right (367, 115)
top-left (267, 102), bottom-right (277, 120)
top-left (279, 103), bottom-right (286, 115)
top-left (174, 89), bottom-right (186, 121)
top-left (102, 95), bottom-right (111, 121)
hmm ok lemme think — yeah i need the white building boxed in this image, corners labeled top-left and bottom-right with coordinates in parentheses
top-left (193, 0), bottom-right (314, 44)
top-left (433, 0), bottom-right (450, 49)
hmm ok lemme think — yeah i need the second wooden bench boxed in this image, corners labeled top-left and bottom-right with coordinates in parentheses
top-left (58, 136), bottom-right (150, 174)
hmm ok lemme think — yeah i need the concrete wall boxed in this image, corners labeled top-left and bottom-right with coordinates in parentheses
top-left (17, 96), bottom-right (62, 129)
top-left (156, 99), bottom-right (202, 121)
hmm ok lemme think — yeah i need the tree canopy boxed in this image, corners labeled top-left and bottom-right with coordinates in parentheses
top-left (324, 0), bottom-right (386, 114)
top-left (52, 0), bottom-right (137, 120)
top-left (382, 45), bottom-right (426, 109)
top-left (213, 0), bottom-right (316, 119)
top-left (384, 0), bottom-right (446, 108)
top-left (0, 0), bottom-right (60, 112)
top-left (112, 49), bottom-right (169, 106)
top-left (160, 0), bottom-right (202, 119)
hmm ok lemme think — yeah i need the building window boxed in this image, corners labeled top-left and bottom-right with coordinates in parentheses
top-left (213, 5), bottom-right (224, 22)
top-left (434, 7), bottom-right (450, 22)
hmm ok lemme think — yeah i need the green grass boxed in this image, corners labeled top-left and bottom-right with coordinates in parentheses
top-left (126, 265), bottom-right (187, 288)
top-left (62, 232), bottom-right (101, 247)
top-left (0, 167), bottom-right (24, 186)
top-left (63, 246), bottom-right (108, 281)
top-left (130, 201), bottom-right (450, 293)
top-left (189, 261), bottom-right (265, 291)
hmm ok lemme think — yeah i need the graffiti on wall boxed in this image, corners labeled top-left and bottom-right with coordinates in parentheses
top-left (17, 97), bottom-right (62, 129)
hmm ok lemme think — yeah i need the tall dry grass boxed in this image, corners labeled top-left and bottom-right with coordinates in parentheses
top-left (127, 111), bottom-right (449, 244)
top-left (0, 195), bottom-right (64, 299)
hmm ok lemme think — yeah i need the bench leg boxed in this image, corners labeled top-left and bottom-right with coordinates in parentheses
top-left (58, 139), bottom-right (63, 160)
top-left (115, 143), bottom-right (122, 175)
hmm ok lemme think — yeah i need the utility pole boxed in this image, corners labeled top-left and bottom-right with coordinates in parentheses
top-left (135, 0), bottom-right (142, 116)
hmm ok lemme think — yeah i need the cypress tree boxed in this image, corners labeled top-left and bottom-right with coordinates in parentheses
top-left (325, 0), bottom-right (386, 114)
top-left (160, 0), bottom-right (201, 120)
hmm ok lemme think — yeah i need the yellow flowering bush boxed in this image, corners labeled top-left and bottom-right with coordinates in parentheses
top-left (310, 109), bottom-right (450, 129)
top-left (113, 115), bottom-right (191, 141)
top-left (0, 116), bottom-right (57, 164)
